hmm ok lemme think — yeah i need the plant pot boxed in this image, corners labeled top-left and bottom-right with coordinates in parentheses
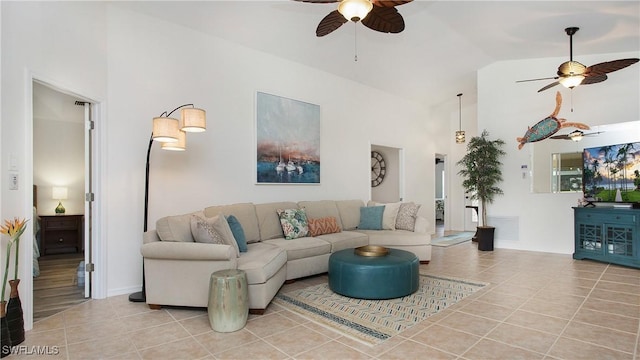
top-left (1, 301), bottom-right (10, 358)
top-left (476, 226), bottom-right (495, 251)
top-left (6, 279), bottom-right (25, 346)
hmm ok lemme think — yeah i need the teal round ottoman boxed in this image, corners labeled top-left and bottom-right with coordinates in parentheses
top-left (328, 248), bottom-right (419, 299)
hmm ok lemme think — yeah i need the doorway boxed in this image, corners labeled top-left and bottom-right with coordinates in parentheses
top-left (435, 154), bottom-right (445, 237)
top-left (31, 81), bottom-right (93, 321)
top-left (370, 144), bottom-right (403, 203)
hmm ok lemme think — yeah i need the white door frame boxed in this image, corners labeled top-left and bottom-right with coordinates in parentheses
top-left (24, 71), bottom-right (107, 330)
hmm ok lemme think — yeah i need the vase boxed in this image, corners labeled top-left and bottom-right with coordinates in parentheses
top-left (1, 301), bottom-right (10, 358)
top-left (6, 279), bottom-right (25, 346)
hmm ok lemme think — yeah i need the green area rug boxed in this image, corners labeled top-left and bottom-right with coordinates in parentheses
top-left (274, 274), bottom-right (487, 346)
top-left (431, 231), bottom-right (475, 247)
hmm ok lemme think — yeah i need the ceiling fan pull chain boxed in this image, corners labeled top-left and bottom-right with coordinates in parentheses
top-left (570, 89), bottom-right (574, 112)
top-left (354, 22), bottom-right (358, 62)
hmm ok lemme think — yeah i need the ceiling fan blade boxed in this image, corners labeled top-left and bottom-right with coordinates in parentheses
top-left (316, 10), bottom-right (348, 37)
top-left (372, 0), bottom-right (413, 7)
top-left (362, 6), bottom-right (404, 33)
top-left (581, 74), bottom-right (608, 85)
top-left (585, 58), bottom-right (639, 76)
top-left (537, 81), bottom-right (560, 93)
top-left (516, 76), bottom-right (559, 83)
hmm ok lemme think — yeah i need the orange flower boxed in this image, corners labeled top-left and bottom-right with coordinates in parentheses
top-left (1, 217), bottom-right (27, 240)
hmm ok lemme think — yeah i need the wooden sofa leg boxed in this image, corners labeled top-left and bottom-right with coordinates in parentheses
top-left (249, 308), bottom-right (265, 315)
top-left (148, 304), bottom-right (162, 310)
top-left (420, 260), bottom-right (430, 265)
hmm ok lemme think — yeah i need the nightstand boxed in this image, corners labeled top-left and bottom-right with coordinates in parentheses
top-left (39, 215), bottom-right (84, 255)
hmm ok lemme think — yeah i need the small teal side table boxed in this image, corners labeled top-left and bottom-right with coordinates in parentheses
top-left (208, 269), bottom-right (248, 332)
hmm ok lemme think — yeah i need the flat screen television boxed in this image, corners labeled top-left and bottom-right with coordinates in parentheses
top-left (582, 141), bottom-right (640, 203)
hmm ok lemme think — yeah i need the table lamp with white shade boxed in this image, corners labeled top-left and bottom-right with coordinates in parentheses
top-left (52, 186), bottom-right (68, 214)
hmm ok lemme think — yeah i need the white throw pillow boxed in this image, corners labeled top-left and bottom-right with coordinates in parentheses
top-left (369, 201), bottom-right (401, 230)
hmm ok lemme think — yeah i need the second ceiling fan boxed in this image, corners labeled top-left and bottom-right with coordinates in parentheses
top-left (295, 0), bottom-right (413, 37)
top-left (518, 27), bottom-right (639, 93)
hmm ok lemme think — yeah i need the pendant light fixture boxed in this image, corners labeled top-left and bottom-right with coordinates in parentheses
top-left (455, 93), bottom-right (466, 144)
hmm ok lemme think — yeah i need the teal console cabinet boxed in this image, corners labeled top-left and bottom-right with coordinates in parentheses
top-left (573, 207), bottom-right (640, 269)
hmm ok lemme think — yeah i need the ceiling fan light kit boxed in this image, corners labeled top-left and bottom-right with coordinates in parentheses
top-left (338, 0), bottom-right (373, 22)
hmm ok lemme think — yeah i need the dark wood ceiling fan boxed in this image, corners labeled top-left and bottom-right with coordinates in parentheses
top-left (294, 0), bottom-right (413, 37)
top-left (517, 27), bottom-right (639, 93)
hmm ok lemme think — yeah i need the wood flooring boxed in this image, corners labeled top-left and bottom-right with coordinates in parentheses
top-left (33, 252), bottom-right (88, 322)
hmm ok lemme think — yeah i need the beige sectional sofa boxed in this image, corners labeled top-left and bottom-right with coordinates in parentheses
top-left (141, 199), bottom-right (431, 314)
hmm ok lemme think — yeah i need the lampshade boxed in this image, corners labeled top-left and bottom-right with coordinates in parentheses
top-left (52, 187), bottom-right (68, 200)
top-left (180, 107), bottom-right (206, 133)
top-left (455, 130), bottom-right (466, 144)
top-left (559, 75), bottom-right (585, 88)
top-left (152, 117), bottom-right (180, 143)
top-left (338, 0), bottom-right (373, 21)
top-left (569, 130), bottom-right (583, 142)
top-left (161, 130), bottom-right (187, 151)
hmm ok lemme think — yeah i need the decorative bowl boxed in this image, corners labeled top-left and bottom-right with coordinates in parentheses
top-left (354, 245), bottom-right (389, 257)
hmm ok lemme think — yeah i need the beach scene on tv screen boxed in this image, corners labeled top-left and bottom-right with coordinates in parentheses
top-left (583, 142), bottom-right (640, 202)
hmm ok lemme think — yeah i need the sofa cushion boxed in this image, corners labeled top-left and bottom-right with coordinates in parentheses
top-left (396, 202), bottom-right (421, 231)
top-left (263, 237), bottom-right (331, 261)
top-left (298, 200), bottom-right (344, 230)
top-left (358, 229), bottom-right (430, 247)
top-left (190, 215), bottom-right (226, 245)
top-left (315, 231), bottom-right (368, 252)
top-left (255, 202), bottom-right (298, 240)
top-left (308, 216), bottom-right (341, 237)
top-left (238, 242), bottom-right (287, 285)
top-left (277, 208), bottom-right (309, 240)
top-left (204, 203), bottom-right (260, 244)
top-left (156, 212), bottom-right (197, 242)
top-left (335, 199), bottom-right (365, 230)
top-left (368, 201), bottom-right (401, 230)
top-left (358, 206), bottom-right (384, 230)
top-left (226, 215), bottom-right (248, 252)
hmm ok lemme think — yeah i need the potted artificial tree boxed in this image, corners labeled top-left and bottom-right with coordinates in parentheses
top-left (456, 130), bottom-right (506, 251)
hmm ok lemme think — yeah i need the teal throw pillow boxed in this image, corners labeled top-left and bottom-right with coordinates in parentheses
top-left (226, 215), bottom-right (248, 252)
top-left (358, 206), bottom-right (385, 230)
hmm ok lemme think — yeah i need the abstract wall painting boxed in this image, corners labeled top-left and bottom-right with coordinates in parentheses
top-left (256, 92), bottom-right (320, 184)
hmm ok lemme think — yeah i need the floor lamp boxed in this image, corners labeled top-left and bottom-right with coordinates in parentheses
top-left (128, 104), bottom-right (206, 303)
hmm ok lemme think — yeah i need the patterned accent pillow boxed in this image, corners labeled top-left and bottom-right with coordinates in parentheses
top-left (395, 202), bottom-right (421, 231)
top-left (308, 216), bottom-right (342, 237)
top-left (190, 214), bottom-right (240, 257)
top-left (276, 208), bottom-right (309, 240)
top-left (190, 215), bottom-right (226, 245)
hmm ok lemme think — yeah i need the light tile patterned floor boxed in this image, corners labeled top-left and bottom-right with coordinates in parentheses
top-left (17, 242), bottom-right (640, 359)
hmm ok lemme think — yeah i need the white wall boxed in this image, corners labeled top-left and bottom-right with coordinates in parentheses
top-left (477, 52), bottom-right (640, 254)
top-left (1, 1), bottom-right (436, 317)
top-left (1, 1), bottom-right (108, 327)
top-left (33, 118), bottom-right (85, 216)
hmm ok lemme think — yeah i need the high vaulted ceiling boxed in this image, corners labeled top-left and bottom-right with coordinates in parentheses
top-left (114, 1), bottom-right (639, 108)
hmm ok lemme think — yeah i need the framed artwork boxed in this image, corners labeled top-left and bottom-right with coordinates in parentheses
top-left (256, 92), bottom-right (320, 184)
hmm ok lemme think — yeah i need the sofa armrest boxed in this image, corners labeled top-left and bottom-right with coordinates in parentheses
top-left (414, 216), bottom-right (429, 233)
top-left (141, 241), bottom-right (234, 261)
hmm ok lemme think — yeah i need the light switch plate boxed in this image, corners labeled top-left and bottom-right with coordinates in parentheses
top-left (9, 172), bottom-right (18, 190)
